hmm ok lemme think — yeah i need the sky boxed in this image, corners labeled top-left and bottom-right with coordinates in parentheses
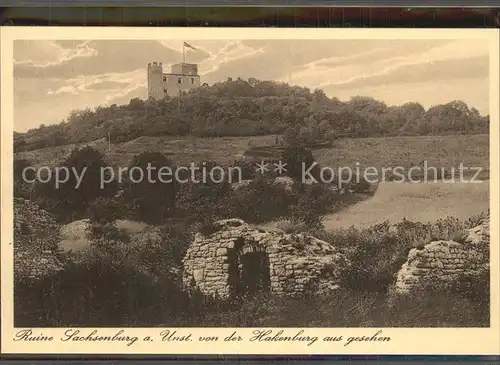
top-left (13, 38), bottom-right (490, 132)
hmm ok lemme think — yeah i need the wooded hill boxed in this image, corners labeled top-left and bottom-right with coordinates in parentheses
top-left (15, 78), bottom-right (489, 152)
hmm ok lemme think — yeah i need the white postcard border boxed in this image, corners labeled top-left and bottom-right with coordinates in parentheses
top-left (1, 27), bottom-right (499, 355)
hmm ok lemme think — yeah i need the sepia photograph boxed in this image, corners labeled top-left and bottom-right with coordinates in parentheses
top-left (1, 27), bottom-right (499, 355)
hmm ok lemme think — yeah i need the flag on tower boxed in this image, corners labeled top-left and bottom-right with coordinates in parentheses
top-left (184, 42), bottom-right (197, 50)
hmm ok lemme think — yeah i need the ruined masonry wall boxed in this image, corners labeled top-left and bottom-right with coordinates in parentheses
top-left (14, 198), bottom-right (64, 281)
top-left (182, 219), bottom-right (348, 299)
top-left (395, 217), bottom-right (489, 292)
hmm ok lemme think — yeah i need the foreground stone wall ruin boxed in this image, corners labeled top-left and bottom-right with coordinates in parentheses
top-left (395, 216), bottom-right (490, 292)
top-left (14, 198), bottom-right (64, 281)
top-left (182, 218), bottom-right (348, 299)
top-left (13, 198), bottom-right (490, 299)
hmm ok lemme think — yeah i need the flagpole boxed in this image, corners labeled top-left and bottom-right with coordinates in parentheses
top-left (179, 42), bottom-right (184, 113)
top-left (177, 86), bottom-right (181, 113)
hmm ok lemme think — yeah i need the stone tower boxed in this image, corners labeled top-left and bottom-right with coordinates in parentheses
top-left (147, 62), bottom-right (164, 100)
top-left (147, 62), bottom-right (201, 100)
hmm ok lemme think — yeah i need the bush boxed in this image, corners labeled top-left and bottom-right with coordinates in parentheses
top-left (386, 266), bottom-right (490, 327)
top-left (350, 175), bottom-right (371, 193)
top-left (466, 211), bottom-right (489, 227)
top-left (394, 216), bottom-right (466, 248)
top-left (123, 151), bottom-right (178, 224)
top-left (32, 146), bottom-right (117, 223)
top-left (454, 266), bottom-right (490, 315)
top-left (197, 216), bottom-right (219, 236)
top-left (282, 146), bottom-right (318, 181)
top-left (14, 257), bottom-right (190, 327)
top-left (289, 183), bottom-right (340, 228)
top-left (87, 196), bottom-right (122, 223)
top-left (222, 175), bottom-right (296, 223)
top-left (319, 214), bottom-right (489, 295)
top-left (157, 219), bottom-right (194, 269)
top-left (60, 146), bottom-right (118, 206)
top-left (321, 220), bottom-right (432, 293)
top-left (276, 218), bottom-right (309, 234)
top-left (85, 197), bottom-right (131, 254)
top-left (190, 288), bottom-right (488, 327)
top-left (211, 175), bottom-right (340, 226)
top-left (338, 228), bottom-right (406, 294)
top-left (230, 158), bottom-right (256, 180)
top-left (15, 210), bottom-right (489, 328)
top-left (279, 217), bottom-right (326, 237)
top-left (175, 161), bottom-right (233, 223)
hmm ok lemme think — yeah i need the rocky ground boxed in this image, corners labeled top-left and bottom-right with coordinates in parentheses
top-left (14, 198), bottom-right (64, 281)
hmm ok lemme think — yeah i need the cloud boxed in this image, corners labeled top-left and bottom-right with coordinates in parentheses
top-left (197, 41), bottom-right (265, 75)
top-left (107, 86), bottom-right (148, 106)
top-left (86, 80), bottom-right (132, 91)
top-left (287, 39), bottom-right (489, 91)
top-left (47, 85), bottom-right (79, 96)
top-left (320, 56), bottom-right (488, 91)
top-left (14, 68), bottom-right (148, 131)
top-left (42, 68), bottom-right (147, 107)
top-left (14, 40), bottom-right (97, 68)
top-left (159, 40), bottom-right (266, 76)
top-left (158, 40), bottom-right (211, 64)
top-left (14, 40), bottom-right (181, 79)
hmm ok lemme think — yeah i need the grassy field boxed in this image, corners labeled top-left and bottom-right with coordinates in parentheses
top-left (261, 181), bottom-right (490, 231)
top-left (16, 134), bottom-right (489, 172)
top-left (315, 134), bottom-right (489, 171)
top-left (16, 135), bottom-right (277, 168)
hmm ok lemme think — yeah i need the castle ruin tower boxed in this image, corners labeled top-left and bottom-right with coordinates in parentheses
top-left (147, 62), bottom-right (201, 100)
top-left (147, 62), bottom-right (164, 100)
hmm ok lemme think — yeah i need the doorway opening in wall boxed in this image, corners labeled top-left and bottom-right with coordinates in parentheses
top-left (228, 239), bottom-right (271, 298)
top-left (240, 251), bottom-right (271, 296)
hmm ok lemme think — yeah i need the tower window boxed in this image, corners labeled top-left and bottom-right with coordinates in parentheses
top-left (178, 78), bottom-right (182, 84)
top-left (164, 89), bottom-right (168, 93)
top-left (191, 77), bottom-right (195, 85)
top-left (163, 76), bottom-right (167, 82)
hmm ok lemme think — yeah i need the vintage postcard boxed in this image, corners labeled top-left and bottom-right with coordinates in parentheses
top-left (1, 27), bottom-right (499, 355)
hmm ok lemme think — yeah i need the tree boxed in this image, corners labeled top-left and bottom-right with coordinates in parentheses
top-left (175, 160), bottom-right (232, 223)
top-left (31, 146), bottom-right (116, 222)
top-left (282, 146), bottom-right (319, 181)
top-left (127, 98), bottom-right (146, 110)
top-left (86, 197), bottom-right (130, 251)
top-left (123, 151), bottom-right (177, 224)
top-left (63, 146), bottom-right (116, 202)
top-left (16, 78), bottom-right (489, 152)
